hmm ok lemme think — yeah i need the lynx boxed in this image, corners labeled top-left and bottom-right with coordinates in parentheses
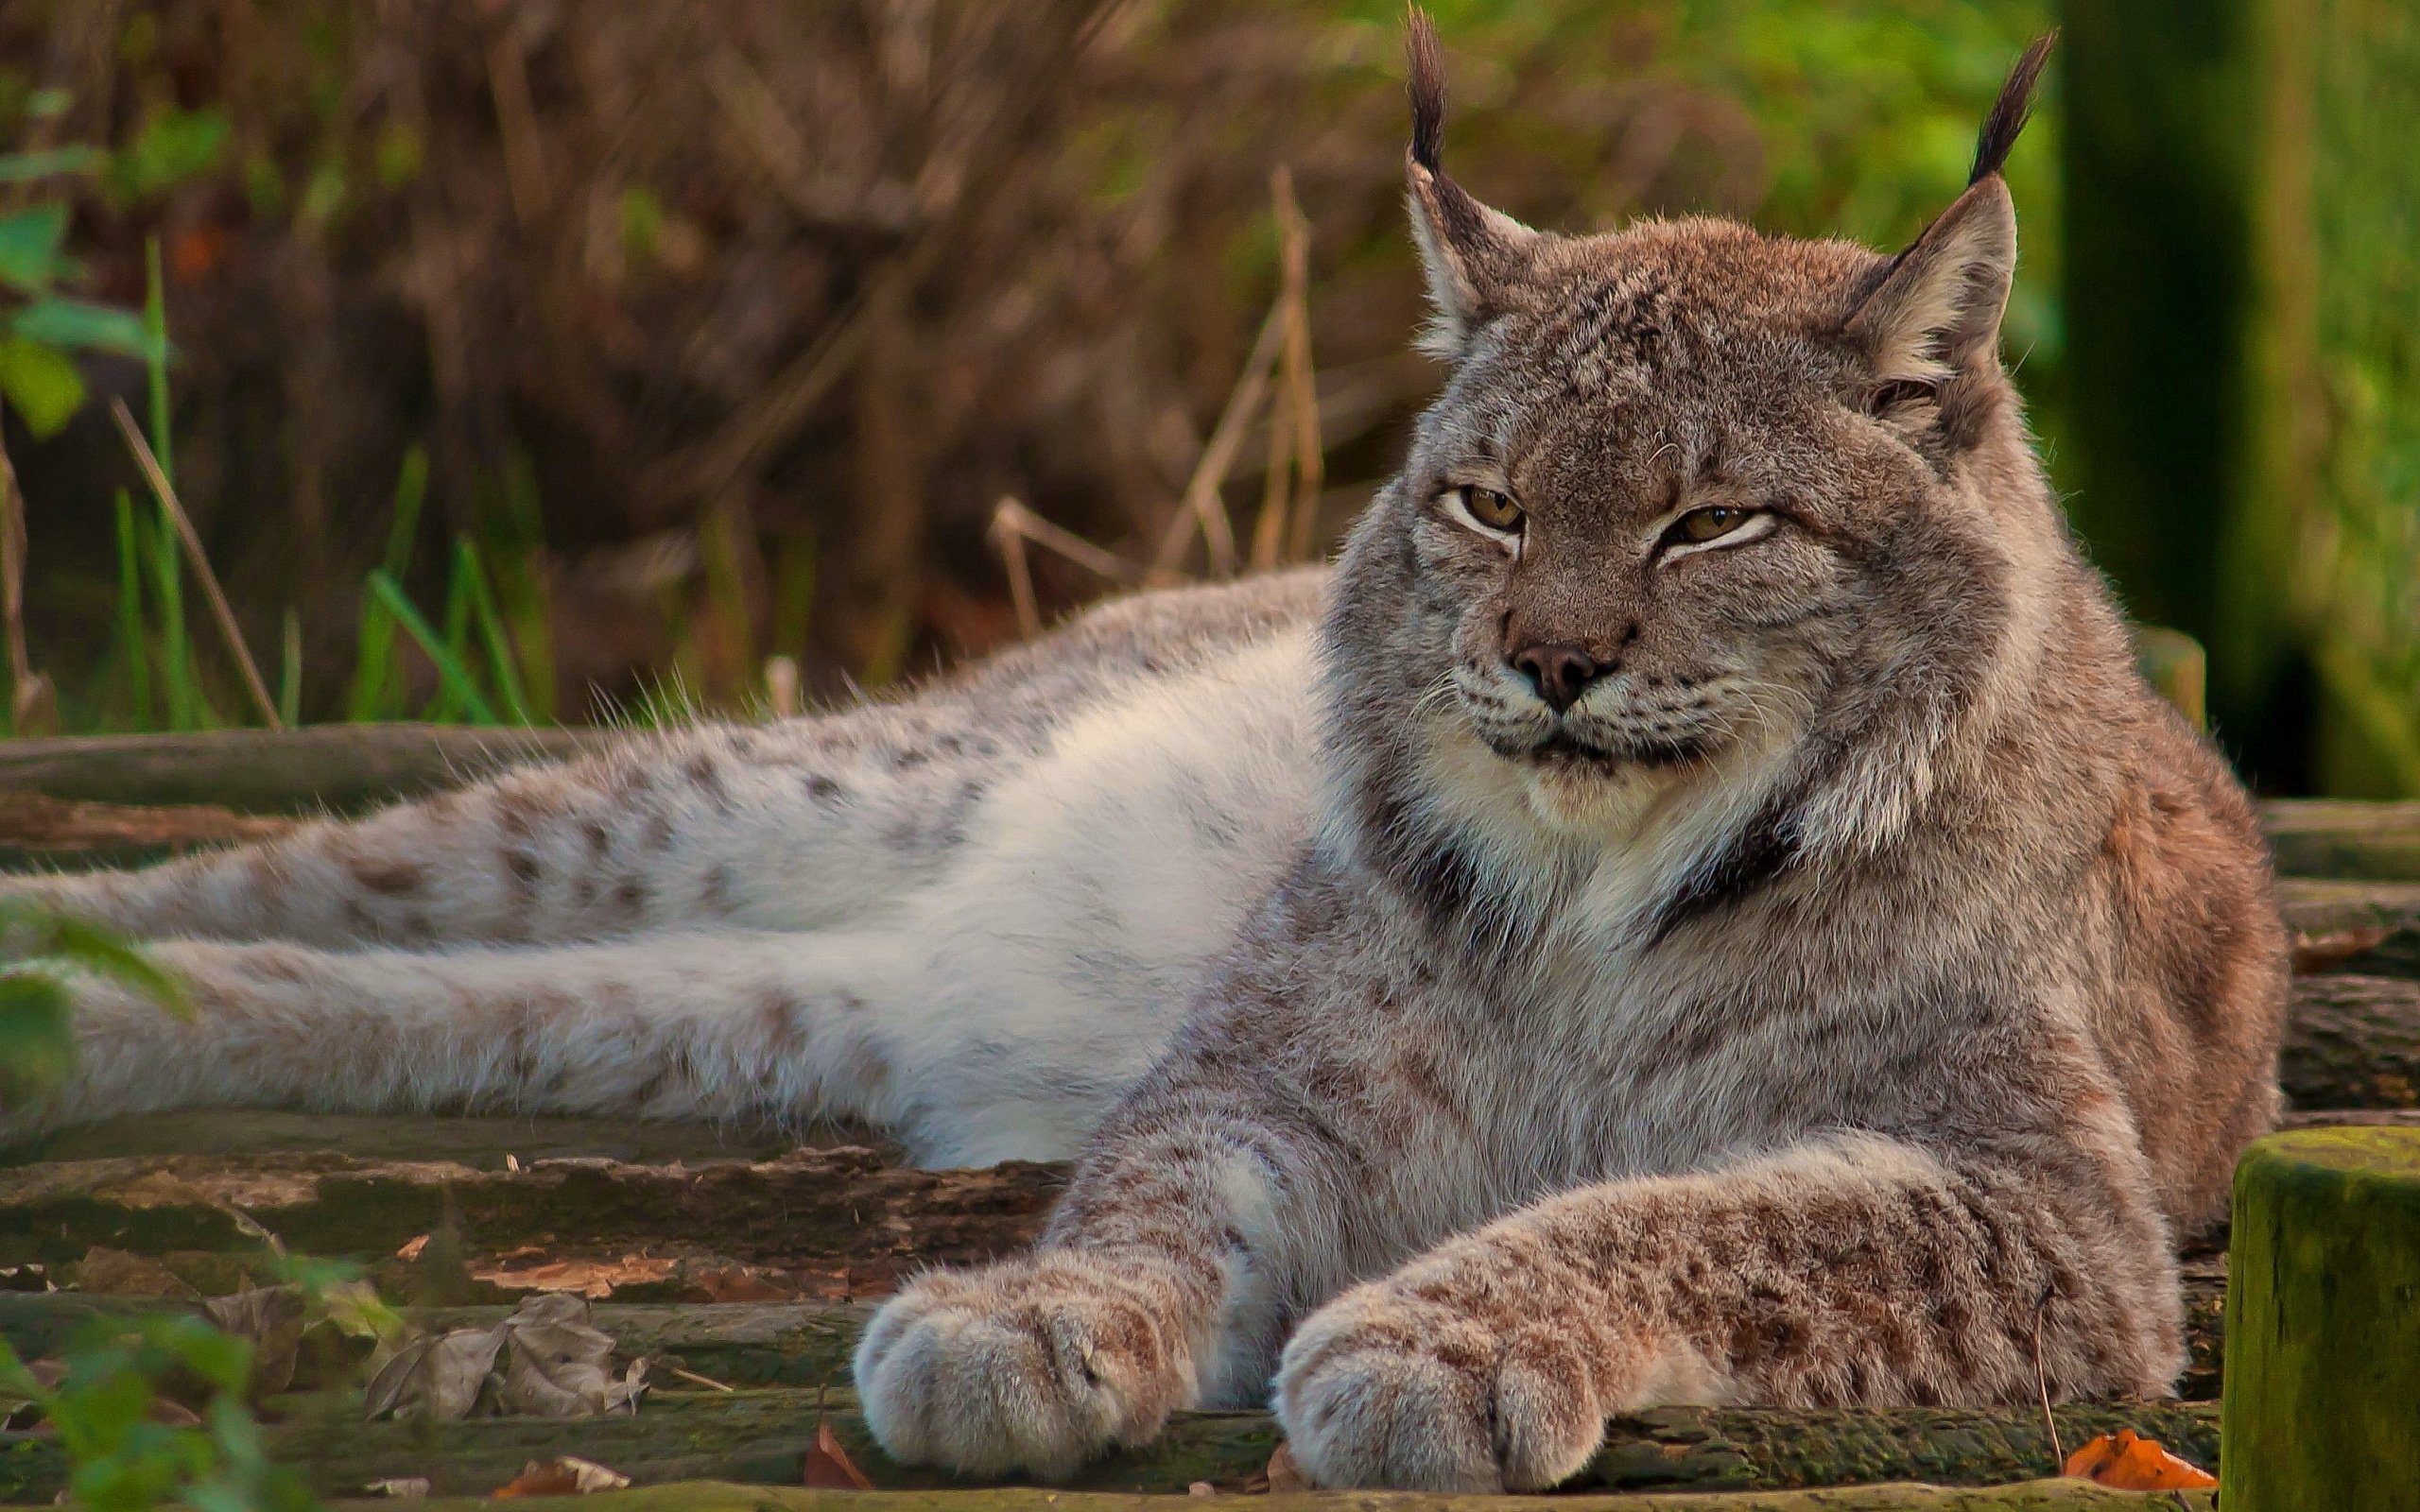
top-left (4, 20), bottom-right (2286, 1492)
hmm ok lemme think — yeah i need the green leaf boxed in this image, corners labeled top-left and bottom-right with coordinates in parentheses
top-left (0, 337), bottom-right (88, 438)
top-left (107, 107), bottom-right (231, 201)
top-left (0, 203), bottom-right (70, 290)
top-left (0, 971), bottom-right (78, 1100)
top-left (0, 145), bottom-right (103, 185)
top-left (8, 297), bottom-right (158, 359)
top-left (44, 916), bottom-right (189, 1017)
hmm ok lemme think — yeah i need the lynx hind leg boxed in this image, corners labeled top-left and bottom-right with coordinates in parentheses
top-left (6, 713), bottom-right (1015, 950)
top-left (13, 926), bottom-right (936, 1147)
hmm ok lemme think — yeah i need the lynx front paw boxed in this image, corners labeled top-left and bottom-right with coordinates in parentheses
top-left (854, 1251), bottom-right (1199, 1480)
top-left (1272, 1280), bottom-right (1607, 1492)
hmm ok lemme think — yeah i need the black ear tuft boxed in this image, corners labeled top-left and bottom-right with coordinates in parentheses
top-left (1969, 32), bottom-right (2056, 185)
top-left (1407, 7), bottom-right (1446, 173)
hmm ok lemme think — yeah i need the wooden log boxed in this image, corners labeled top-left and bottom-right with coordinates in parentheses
top-left (326, 1483), bottom-right (2212, 1512)
top-left (2221, 1127), bottom-right (2420, 1511)
top-left (0, 726), bottom-right (617, 816)
top-left (0, 1257), bottom-right (2236, 1424)
top-left (2277, 975), bottom-right (2420, 1109)
top-left (0, 1147), bottom-right (1061, 1286)
top-left (2280, 878), bottom-right (2420, 978)
top-left (2262, 799), bottom-right (2420, 881)
top-left (0, 1386), bottom-right (2221, 1503)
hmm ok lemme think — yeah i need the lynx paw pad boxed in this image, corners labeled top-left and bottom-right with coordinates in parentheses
top-left (854, 1252), bottom-right (1196, 1480)
top-left (1273, 1282), bottom-right (1604, 1492)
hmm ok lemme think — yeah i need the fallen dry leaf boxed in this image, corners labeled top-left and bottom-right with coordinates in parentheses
top-left (71, 1246), bottom-right (200, 1299)
top-left (804, 1418), bottom-right (874, 1490)
top-left (395, 1235), bottom-right (431, 1263)
top-left (494, 1294), bottom-right (647, 1417)
top-left (1, 1359), bottom-right (65, 1430)
top-left (363, 1478), bottom-right (431, 1500)
top-left (2063, 1429), bottom-right (2217, 1490)
top-left (366, 1295), bottom-right (645, 1422)
top-left (363, 1322), bottom-right (509, 1422)
top-left (471, 1255), bottom-right (679, 1299)
top-left (1264, 1443), bottom-right (1309, 1493)
top-left (204, 1285), bottom-right (307, 1397)
top-left (2291, 925), bottom-right (2392, 973)
top-left (492, 1456), bottom-right (631, 1498)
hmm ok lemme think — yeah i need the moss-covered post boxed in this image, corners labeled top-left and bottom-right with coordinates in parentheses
top-left (2220, 1127), bottom-right (2420, 1509)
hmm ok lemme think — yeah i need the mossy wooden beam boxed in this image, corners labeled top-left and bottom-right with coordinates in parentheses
top-left (2221, 1127), bottom-right (2420, 1510)
top-left (2276, 974), bottom-right (2420, 1109)
top-left (0, 1388), bottom-right (2221, 1503)
top-left (0, 726), bottom-right (614, 815)
top-left (2278, 879), bottom-right (2420, 977)
top-left (341, 1480), bottom-right (2212, 1512)
top-left (2261, 800), bottom-right (2420, 881)
top-left (0, 1145), bottom-right (1063, 1279)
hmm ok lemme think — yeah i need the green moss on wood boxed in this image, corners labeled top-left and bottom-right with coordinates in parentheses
top-left (2221, 1127), bottom-right (2420, 1510)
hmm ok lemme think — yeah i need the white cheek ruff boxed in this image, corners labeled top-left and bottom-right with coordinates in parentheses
top-left (1659, 509), bottom-right (1779, 565)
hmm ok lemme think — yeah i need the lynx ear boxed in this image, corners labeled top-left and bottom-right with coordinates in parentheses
top-left (1405, 9), bottom-right (1536, 362)
top-left (1845, 33), bottom-right (2051, 426)
top-left (1846, 177), bottom-right (2017, 389)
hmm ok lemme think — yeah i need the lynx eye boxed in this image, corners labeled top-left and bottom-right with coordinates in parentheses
top-left (1456, 486), bottom-right (1525, 535)
top-left (1670, 507), bottom-right (1754, 545)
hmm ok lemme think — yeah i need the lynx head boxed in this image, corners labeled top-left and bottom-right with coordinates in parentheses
top-left (1320, 17), bottom-right (2064, 942)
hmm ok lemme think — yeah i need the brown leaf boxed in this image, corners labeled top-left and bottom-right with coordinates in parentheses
top-left (395, 1235), bottom-right (431, 1263)
top-left (803, 1418), bottom-right (874, 1490)
top-left (362, 1479), bottom-right (431, 1500)
top-left (493, 1295), bottom-right (648, 1418)
top-left (471, 1254), bottom-right (678, 1299)
top-left (1264, 1442), bottom-right (1309, 1494)
top-left (2291, 925), bottom-right (2392, 973)
top-left (362, 1323), bottom-right (508, 1422)
top-left (70, 1247), bottom-right (199, 1299)
top-left (1, 1358), bottom-right (64, 1431)
top-left (492, 1456), bottom-right (631, 1498)
top-left (204, 1285), bottom-right (307, 1397)
top-left (2063, 1429), bottom-right (2218, 1490)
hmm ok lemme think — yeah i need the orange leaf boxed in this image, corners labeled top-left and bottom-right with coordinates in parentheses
top-left (2062, 1429), bottom-right (2218, 1490)
top-left (1264, 1442), bottom-right (1310, 1494)
top-left (492, 1456), bottom-right (630, 1498)
top-left (804, 1418), bottom-right (874, 1490)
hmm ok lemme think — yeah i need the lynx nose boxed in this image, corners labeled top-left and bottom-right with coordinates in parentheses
top-left (1510, 643), bottom-right (1603, 713)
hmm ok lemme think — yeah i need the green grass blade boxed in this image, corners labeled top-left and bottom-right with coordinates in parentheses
top-left (422, 545), bottom-right (477, 723)
top-left (112, 488), bottom-right (150, 729)
top-left (346, 448), bottom-right (429, 720)
top-left (146, 504), bottom-right (194, 730)
top-left (278, 607), bottom-right (301, 728)
top-left (382, 445), bottom-right (426, 576)
top-left (143, 237), bottom-right (172, 485)
top-left (365, 569), bottom-right (496, 724)
top-left (343, 595), bottom-right (399, 722)
top-left (455, 538), bottom-right (532, 726)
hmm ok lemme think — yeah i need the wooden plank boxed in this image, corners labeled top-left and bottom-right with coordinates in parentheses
top-left (0, 1388), bottom-right (2223, 1503)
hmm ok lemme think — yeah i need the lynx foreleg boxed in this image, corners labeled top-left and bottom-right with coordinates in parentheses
top-left (855, 1072), bottom-right (1357, 1479)
top-left (8, 929), bottom-right (933, 1146)
top-left (1272, 1132), bottom-right (2181, 1492)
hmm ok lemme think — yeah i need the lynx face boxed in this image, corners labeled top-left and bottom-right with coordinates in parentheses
top-left (1401, 226), bottom-right (1905, 791)
top-left (1323, 24), bottom-right (2052, 914)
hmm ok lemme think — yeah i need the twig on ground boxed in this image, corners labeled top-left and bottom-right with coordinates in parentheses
top-left (111, 399), bottom-right (284, 730)
top-left (0, 427), bottom-right (54, 732)
top-left (1151, 302), bottom-right (1285, 581)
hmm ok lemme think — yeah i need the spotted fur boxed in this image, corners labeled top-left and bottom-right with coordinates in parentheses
top-left (4, 23), bottom-right (2283, 1493)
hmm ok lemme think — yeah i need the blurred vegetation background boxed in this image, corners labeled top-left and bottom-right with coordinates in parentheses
top-left (0, 1), bottom-right (2408, 795)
